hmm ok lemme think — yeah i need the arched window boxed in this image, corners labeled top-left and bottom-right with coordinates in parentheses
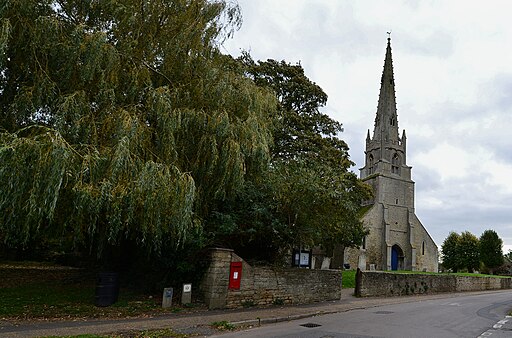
top-left (368, 154), bottom-right (374, 175)
top-left (391, 153), bottom-right (400, 174)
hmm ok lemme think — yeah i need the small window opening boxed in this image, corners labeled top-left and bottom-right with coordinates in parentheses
top-left (391, 153), bottom-right (401, 174)
top-left (395, 198), bottom-right (399, 204)
top-left (422, 241), bottom-right (425, 255)
top-left (362, 236), bottom-right (366, 250)
top-left (368, 155), bottom-right (374, 175)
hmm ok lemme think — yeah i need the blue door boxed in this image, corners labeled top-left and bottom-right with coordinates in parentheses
top-left (391, 246), bottom-right (398, 270)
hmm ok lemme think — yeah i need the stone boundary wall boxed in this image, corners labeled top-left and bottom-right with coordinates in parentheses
top-left (355, 270), bottom-right (512, 297)
top-left (200, 248), bottom-right (342, 309)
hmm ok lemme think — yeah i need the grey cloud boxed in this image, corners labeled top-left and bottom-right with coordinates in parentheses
top-left (400, 30), bottom-right (454, 58)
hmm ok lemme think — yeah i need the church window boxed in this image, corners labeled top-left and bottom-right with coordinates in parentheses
top-left (422, 241), bottom-right (425, 255)
top-left (362, 236), bottom-right (366, 250)
top-left (395, 198), bottom-right (399, 205)
top-left (368, 155), bottom-right (374, 175)
top-left (391, 153), bottom-right (400, 174)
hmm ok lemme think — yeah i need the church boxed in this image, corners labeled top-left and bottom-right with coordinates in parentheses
top-left (343, 38), bottom-right (438, 272)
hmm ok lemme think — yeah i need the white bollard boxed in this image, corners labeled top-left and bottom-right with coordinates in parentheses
top-left (181, 283), bottom-right (192, 305)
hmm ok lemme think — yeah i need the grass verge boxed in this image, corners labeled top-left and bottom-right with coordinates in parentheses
top-left (0, 262), bottom-right (203, 321)
top-left (41, 328), bottom-right (191, 337)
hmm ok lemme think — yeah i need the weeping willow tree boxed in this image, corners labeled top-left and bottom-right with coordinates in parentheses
top-left (0, 0), bottom-right (275, 257)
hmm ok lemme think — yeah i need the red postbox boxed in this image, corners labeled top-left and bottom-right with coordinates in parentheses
top-left (228, 261), bottom-right (242, 289)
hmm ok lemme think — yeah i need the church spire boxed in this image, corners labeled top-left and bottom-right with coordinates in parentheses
top-left (372, 37), bottom-right (399, 143)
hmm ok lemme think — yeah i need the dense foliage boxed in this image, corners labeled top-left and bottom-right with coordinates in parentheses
top-left (0, 0), bottom-right (371, 275)
top-left (207, 56), bottom-right (372, 260)
top-left (479, 229), bottom-right (503, 274)
top-left (442, 230), bottom-right (504, 274)
top-left (0, 0), bottom-right (274, 257)
top-left (441, 232), bottom-right (461, 272)
top-left (458, 231), bottom-right (480, 273)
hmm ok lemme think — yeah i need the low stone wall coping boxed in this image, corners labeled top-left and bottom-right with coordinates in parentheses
top-left (356, 270), bottom-right (512, 297)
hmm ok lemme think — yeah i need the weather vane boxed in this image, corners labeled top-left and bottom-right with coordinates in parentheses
top-left (387, 31), bottom-right (392, 39)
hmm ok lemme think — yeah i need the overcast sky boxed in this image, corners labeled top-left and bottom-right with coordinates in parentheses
top-left (223, 0), bottom-right (512, 253)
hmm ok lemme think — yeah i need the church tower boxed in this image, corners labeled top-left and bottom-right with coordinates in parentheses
top-left (344, 37), bottom-right (438, 272)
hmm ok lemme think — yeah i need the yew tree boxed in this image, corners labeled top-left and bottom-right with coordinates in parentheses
top-left (0, 0), bottom-right (275, 256)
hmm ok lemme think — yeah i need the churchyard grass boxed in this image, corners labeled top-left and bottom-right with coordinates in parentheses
top-left (342, 270), bottom-right (356, 288)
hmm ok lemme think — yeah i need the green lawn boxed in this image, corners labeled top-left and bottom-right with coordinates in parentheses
top-left (0, 263), bottom-right (200, 320)
top-left (342, 270), bottom-right (356, 288)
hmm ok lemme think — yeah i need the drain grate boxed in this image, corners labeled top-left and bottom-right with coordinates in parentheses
top-left (374, 311), bottom-right (394, 314)
top-left (301, 323), bottom-right (322, 328)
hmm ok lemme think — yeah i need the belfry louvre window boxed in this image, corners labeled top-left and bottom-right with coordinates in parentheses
top-left (391, 153), bottom-right (400, 174)
top-left (368, 155), bottom-right (374, 175)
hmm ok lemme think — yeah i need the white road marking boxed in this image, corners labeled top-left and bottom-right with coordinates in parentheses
top-left (479, 316), bottom-right (512, 337)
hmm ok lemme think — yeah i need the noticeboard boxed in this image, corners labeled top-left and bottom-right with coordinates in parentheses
top-left (292, 249), bottom-right (312, 268)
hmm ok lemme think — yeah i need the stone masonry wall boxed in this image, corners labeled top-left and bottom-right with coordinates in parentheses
top-left (356, 270), bottom-right (512, 297)
top-left (200, 248), bottom-right (342, 309)
top-left (200, 248), bottom-right (234, 309)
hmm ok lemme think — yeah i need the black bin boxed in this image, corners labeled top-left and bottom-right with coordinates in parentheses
top-left (95, 272), bottom-right (119, 307)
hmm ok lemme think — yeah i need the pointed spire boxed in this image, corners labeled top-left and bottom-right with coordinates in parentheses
top-left (372, 37), bottom-right (399, 143)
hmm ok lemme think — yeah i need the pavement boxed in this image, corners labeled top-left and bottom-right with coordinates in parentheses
top-left (1, 289), bottom-right (512, 338)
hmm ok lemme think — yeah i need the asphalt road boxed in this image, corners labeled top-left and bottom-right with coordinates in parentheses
top-left (216, 291), bottom-right (512, 338)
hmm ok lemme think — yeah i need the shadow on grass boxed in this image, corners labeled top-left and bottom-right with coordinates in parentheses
top-left (0, 263), bottom-right (204, 321)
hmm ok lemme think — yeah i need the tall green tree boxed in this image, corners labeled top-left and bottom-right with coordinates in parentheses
top-left (459, 231), bottom-right (480, 273)
top-left (479, 229), bottom-right (503, 274)
top-left (442, 231), bottom-right (461, 272)
top-left (238, 56), bottom-right (372, 258)
top-left (0, 0), bottom-right (276, 258)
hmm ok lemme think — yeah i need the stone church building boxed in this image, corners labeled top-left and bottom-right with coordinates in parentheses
top-left (344, 38), bottom-right (438, 272)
